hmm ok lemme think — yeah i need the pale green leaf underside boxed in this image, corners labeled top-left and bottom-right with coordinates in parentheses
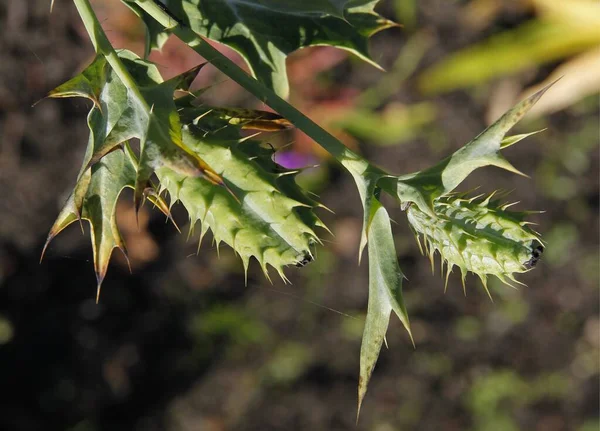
top-left (157, 108), bottom-right (326, 278)
top-left (126, 0), bottom-right (395, 97)
top-left (407, 193), bottom-right (543, 296)
top-left (358, 197), bottom-right (412, 417)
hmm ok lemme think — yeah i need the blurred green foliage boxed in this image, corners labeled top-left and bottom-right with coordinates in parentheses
top-left (263, 342), bottom-right (313, 386)
top-left (335, 102), bottom-right (436, 146)
top-left (418, 0), bottom-right (600, 95)
top-left (467, 370), bottom-right (570, 431)
top-left (454, 316), bottom-right (483, 341)
top-left (0, 315), bottom-right (14, 345)
top-left (188, 305), bottom-right (272, 359)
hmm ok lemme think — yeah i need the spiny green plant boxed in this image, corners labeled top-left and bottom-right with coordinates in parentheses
top-left (406, 192), bottom-right (544, 296)
top-left (42, 0), bottom-right (552, 417)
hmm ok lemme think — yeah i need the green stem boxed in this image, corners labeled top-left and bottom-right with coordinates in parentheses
top-left (132, 0), bottom-right (372, 176)
top-left (73, 0), bottom-right (151, 113)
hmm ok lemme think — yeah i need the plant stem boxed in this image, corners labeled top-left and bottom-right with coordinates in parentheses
top-left (73, 0), bottom-right (151, 113)
top-left (132, 0), bottom-right (372, 176)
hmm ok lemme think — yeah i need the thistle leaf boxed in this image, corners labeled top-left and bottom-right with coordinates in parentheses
top-left (126, 0), bottom-right (396, 97)
top-left (387, 82), bottom-right (556, 213)
top-left (406, 194), bottom-right (544, 294)
top-left (46, 47), bottom-right (327, 292)
top-left (156, 110), bottom-right (326, 278)
top-left (358, 196), bottom-right (412, 419)
top-left (42, 145), bottom-right (170, 301)
top-left (353, 83), bottom-right (554, 412)
top-left (326, 134), bottom-right (414, 419)
top-left (47, 50), bottom-right (223, 212)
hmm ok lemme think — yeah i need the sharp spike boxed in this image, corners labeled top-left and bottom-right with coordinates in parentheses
top-left (415, 233), bottom-right (424, 255)
top-left (422, 235), bottom-right (430, 255)
top-left (242, 257), bottom-right (249, 286)
top-left (277, 267), bottom-right (290, 284)
top-left (238, 132), bottom-right (262, 144)
top-left (40, 234), bottom-right (56, 264)
top-left (444, 264), bottom-right (452, 293)
top-left (500, 201), bottom-right (520, 210)
top-left (468, 193), bottom-right (486, 203)
top-left (408, 328), bottom-right (416, 349)
top-left (274, 169), bottom-right (301, 178)
top-left (315, 202), bottom-right (335, 214)
top-left (440, 259), bottom-right (445, 280)
top-left (118, 246), bottom-right (132, 274)
top-left (215, 239), bottom-right (221, 258)
top-left (460, 268), bottom-right (467, 296)
top-left (508, 274), bottom-right (527, 288)
top-left (479, 275), bottom-right (493, 302)
top-left (197, 224), bottom-right (209, 255)
top-left (187, 221), bottom-right (195, 242)
top-left (262, 264), bottom-right (272, 284)
top-left (77, 213), bottom-right (85, 234)
top-left (95, 272), bottom-right (106, 304)
top-left (428, 248), bottom-right (436, 275)
top-left (193, 109), bottom-right (214, 124)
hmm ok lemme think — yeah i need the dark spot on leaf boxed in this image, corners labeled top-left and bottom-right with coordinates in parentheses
top-left (295, 253), bottom-right (313, 267)
top-left (524, 240), bottom-right (544, 269)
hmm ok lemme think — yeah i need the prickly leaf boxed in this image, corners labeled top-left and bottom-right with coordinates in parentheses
top-left (126, 0), bottom-right (396, 97)
top-left (43, 144), bottom-right (170, 300)
top-left (354, 84), bottom-right (553, 413)
top-left (47, 49), bottom-right (223, 212)
top-left (406, 193), bottom-right (544, 297)
top-left (156, 109), bottom-right (327, 279)
top-left (384, 82), bottom-right (556, 214)
top-left (358, 196), bottom-right (412, 418)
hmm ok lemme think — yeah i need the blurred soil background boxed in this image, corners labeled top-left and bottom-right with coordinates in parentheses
top-left (0, 0), bottom-right (598, 430)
